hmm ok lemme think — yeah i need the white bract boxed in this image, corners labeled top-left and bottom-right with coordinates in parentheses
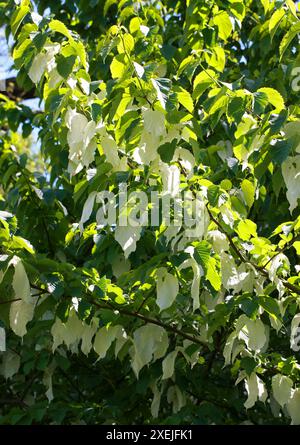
top-left (287, 388), bottom-right (300, 425)
top-left (290, 313), bottom-right (300, 351)
top-left (93, 325), bottom-right (124, 359)
top-left (10, 299), bottom-right (35, 337)
top-left (28, 43), bottom-right (61, 84)
top-left (178, 251), bottom-right (203, 311)
top-left (237, 316), bottom-right (269, 353)
top-left (12, 257), bottom-right (31, 303)
top-left (272, 374), bottom-right (293, 407)
top-left (0, 350), bottom-right (20, 379)
top-left (156, 267), bottom-right (179, 311)
top-left (282, 156), bottom-right (300, 213)
top-left (0, 327), bottom-right (6, 352)
top-left (162, 350), bottom-right (179, 380)
top-left (65, 109), bottom-right (97, 175)
top-left (244, 373), bottom-right (267, 409)
top-left (142, 108), bottom-right (166, 138)
top-left (114, 224), bottom-right (142, 258)
top-left (130, 324), bottom-right (169, 377)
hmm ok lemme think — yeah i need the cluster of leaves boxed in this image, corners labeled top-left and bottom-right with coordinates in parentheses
top-left (0, 0), bottom-right (300, 425)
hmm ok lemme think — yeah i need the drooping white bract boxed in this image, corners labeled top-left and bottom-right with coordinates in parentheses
top-left (12, 257), bottom-right (31, 303)
top-left (10, 300), bottom-right (35, 338)
top-left (178, 248), bottom-right (204, 311)
top-left (268, 253), bottom-right (290, 282)
top-left (51, 309), bottom-right (85, 352)
top-left (290, 313), bottom-right (300, 351)
top-left (237, 315), bottom-right (269, 353)
top-left (221, 252), bottom-right (254, 294)
top-left (93, 325), bottom-right (124, 359)
top-left (159, 162), bottom-right (181, 197)
top-left (150, 380), bottom-right (162, 418)
top-left (282, 156), bottom-right (300, 213)
top-left (0, 350), bottom-right (20, 380)
top-left (283, 121), bottom-right (300, 153)
top-left (132, 129), bottom-right (160, 165)
top-left (142, 108), bottom-right (166, 138)
top-left (28, 43), bottom-right (61, 84)
top-left (43, 360), bottom-right (56, 402)
top-left (173, 147), bottom-right (195, 179)
top-left (65, 109), bottom-right (97, 175)
top-left (287, 388), bottom-right (300, 425)
top-left (100, 135), bottom-right (128, 171)
top-left (81, 318), bottom-right (99, 356)
top-left (156, 267), bottom-right (179, 311)
top-left (9, 258), bottom-right (36, 337)
top-left (244, 372), bottom-right (267, 409)
top-left (224, 315), bottom-right (269, 366)
top-left (111, 254), bottom-right (131, 279)
top-left (208, 230), bottom-right (230, 254)
top-left (162, 350), bottom-right (179, 380)
top-left (48, 68), bottom-right (63, 90)
top-left (223, 331), bottom-right (237, 367)
top-left (0, 327), bottom-right (5, 352)
top-left (130, 324), bottom-right (169, 377)
top-left (114, 224), bottom-right (142, 258)
top-left (79, 191), bottom-right (97, 231)
top-left (167, 385), bottom-right (186, 414)
top-left (272, 374), bottom-right (293, 407)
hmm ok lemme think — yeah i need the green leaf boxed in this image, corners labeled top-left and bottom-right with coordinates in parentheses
top-left (268, 8), bottom-right (285, 41)
top-left (270, 139), bottom-right (293, 165)
top-left (175, 87), bottom-right (194, 113)
top-left (236, 219), bottom-right (257, 241)
top-left (227, 96), bottom-right (245, 124)
top-left (240, 357), bottom-right (258, 376)
top-left (253, 91), bottom-right (269, 114)
top-left (239, 295), bottom-right (259, 318)
top-left (110, 54), bottom-right (127, 78)
top-left (193, 241), bottom-right (211, 271)
top-left (151, 77), bottom-right (172, 110)
top-left (206, 257), bottom-right (221, 291)
top-left (11, 0), bottom-right (31, 36)
top-left (213, 11), bottom-right (233, 41)
top-left (258, 295), bottom-right (281, 319)
top-left (257, 88), bottom-right (284, 113)
top-left (193, 241), bottom-right (221, 290)
top-left (157, 139), bottom-right (177, 163)
top-left (104, 0), bottom-right (118, 15)
top-left (117, 34), bottom-right (134, 54)
top-left (241, 179), bottom-right (255, 209)
top-left (260, 0), bottom-right (270, 14)
top-left (279, 22), bottom-right (300, 60)
top-left (56, 54), bottom-right (76, 78)
top-left (286, 0), bottom-right (298, 19)
top-left (11, 236), bottom-right (35, 254)
top-left (71, 40), bottom-right (87, 69)
top-left (207, 185), bottom-right (220, 207)
top-left (193, 69), bottom-right (215, 99)
top-left (49, 19), bottom-right (73, 41)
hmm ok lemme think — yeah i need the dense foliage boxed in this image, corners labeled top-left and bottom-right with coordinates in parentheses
top-left (0, 0), bottom-right (300, 425)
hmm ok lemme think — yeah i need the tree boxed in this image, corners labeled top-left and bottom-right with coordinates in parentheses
top-left (0, 0), bottom-right (300, 425)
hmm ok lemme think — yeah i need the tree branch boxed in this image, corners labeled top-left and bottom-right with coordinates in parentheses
top-left (91, 299), bottom-right (210, 349)
top-left (0, 77), bottom-right (36, 102)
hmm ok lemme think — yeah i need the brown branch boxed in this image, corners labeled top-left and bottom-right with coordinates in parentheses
top-left (261, 234), bottom-right (300, 269)
top-left (205, 204), bottom-right (300, 296)
top-left (91, 299), bottom-right (209, 349)
top-left (0, 298), bottom-right (21, 305)
top-left (0, 77), bottom-right (36, 102)
top-left (176, 160), bottom-right (300, 296)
